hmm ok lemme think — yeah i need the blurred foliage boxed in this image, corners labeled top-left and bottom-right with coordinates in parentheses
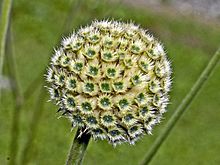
top-left (1, 0), bottom-right (220, 164)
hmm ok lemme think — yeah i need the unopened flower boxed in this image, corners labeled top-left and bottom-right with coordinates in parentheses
top-left (45, 20), bottom-right (172, 146)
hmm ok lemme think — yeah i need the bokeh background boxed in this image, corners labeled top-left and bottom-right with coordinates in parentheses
top-left (1, 0), bottom-right (220, 164)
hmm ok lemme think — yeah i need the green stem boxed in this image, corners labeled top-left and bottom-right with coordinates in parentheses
top-left (5, 25), bottom-right (23, 165)
top-left (0, 0), bottom-right (13, 81)
top-left (66, 128), bottom-right (91, 165)
top-left (140, 47), bottom-right (220, 165)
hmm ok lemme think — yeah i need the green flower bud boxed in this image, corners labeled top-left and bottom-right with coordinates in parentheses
top-left (45, 20), bottom-right (172, 146)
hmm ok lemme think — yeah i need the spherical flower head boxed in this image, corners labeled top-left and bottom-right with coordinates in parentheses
top-left (45, 20), bottom-right (172, 146)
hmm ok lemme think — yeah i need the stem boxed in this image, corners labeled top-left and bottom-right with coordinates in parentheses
top-left (66, 128), bottom-right (91, 165)
top-left (0, 0), bottom-right (13, 99)
top-left (5, 25), bottom-right (23, 165)
top-left (140, 47), bottom-right (220, 165)
top-left (0, 0), bottom-right (13, 79)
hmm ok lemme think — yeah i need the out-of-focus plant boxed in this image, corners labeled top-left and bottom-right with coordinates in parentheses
top-left (45, 20), bottom-right (172, 164)
top-left (141, 47), bottom-right (220, 165)
top-left (0, 0), bottom-right (13, 96)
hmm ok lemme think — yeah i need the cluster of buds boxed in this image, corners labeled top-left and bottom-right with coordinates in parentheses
top-left (45, 20), bottom-right (171, 145)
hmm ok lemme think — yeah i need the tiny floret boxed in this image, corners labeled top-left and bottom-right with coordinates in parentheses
top-left (45, 20), bottom-right (172, 146)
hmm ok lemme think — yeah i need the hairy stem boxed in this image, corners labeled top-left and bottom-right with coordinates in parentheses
top-left (140, 47), bottom-right (220, 165)
top-left (66, 128), bottom-right (91, 165)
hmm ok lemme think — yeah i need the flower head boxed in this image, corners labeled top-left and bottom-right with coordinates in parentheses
top-left (45, 20), bottom-right (172, 146)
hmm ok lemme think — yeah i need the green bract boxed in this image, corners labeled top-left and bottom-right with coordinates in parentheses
top-left (46, 20), bottom-right (171, 145)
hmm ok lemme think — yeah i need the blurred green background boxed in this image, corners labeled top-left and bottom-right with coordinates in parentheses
top-left (1, 0), bottom-right (220, 164)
